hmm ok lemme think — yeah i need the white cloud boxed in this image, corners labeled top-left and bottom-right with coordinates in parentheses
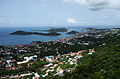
top-left (67, 18), bottom-right (87, 24)
top-left (61, 0), bottom-right (120, 10)
top-left (67, 18), bottom-right (79, 23)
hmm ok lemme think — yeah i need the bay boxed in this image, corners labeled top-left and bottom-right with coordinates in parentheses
top-left (0, 26), bottom-right (84, 46)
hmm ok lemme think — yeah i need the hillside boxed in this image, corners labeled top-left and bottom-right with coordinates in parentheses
top-left (47, 35), bottom-right (120, 79)
top-left (1, 28), bottom-right (120, 79)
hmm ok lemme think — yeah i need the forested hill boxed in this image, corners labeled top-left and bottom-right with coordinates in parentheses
top-left (46, 35), bottom-right (120, 79)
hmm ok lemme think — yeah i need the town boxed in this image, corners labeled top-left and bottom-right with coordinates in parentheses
top-left (0, 28), bottom-right (120, 79)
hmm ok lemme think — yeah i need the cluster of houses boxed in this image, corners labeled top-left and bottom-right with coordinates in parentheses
top-left (0, 41), bottom-right (45, 70)
top-left (0, 49), bottom-right (95, 79)
top-left (1, 28), bottom-right (120, 79)
top-left (0, 55), bottom-right (38, 70)
top-left (56, 28), bottom-right (120, 46)
top-left (1, 28), bottom-right (115, 71)
top-left (27, 49), bottom-right (95, 79)
top-left (0, 59), bottom-right (16, 70)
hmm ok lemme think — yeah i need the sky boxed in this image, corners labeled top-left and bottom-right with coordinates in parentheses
top-left (0, 0), bottom-right (120, 27)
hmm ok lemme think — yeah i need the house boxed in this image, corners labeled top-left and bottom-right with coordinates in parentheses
top-left (74, 55), bottom-right (83, 58)
top-left (41, 68), bottom-right (47, 71)
top-left (9, 75), bottom-right (19, 78)
top-left (45, 56), bottom-right (54, 62)
top-left (19, 50), bottom-right (27, 53)
top-left (17, 55), bottom-right (37, 64)
top-left (50, 66), bottom-right (54, 69)
top-left (56, 67), bottom-right (64, 74)
top-left (65, 68), bottom-right (72, 72)
top-left (19, 73), bottom-right (32, 77)
top-left (24, 55), bottom-right (37, 61)
top-left (46, 69), bottom-right (54, 72)
top-left (88, 49), bottom-right (95, 55)
top-left (17, 61), bottom-right (28, 65)
top-left (54, 64), bottom-right (58, 67)
top-left (89, 49), bottom-right (95, 53)
top-left (59, 62), bottom-right (63, 65)
top-left (84, 43), bottom-right (89, 45)
top-left (88, 52), bottom-right (93, 55)
top-left (45, 63), bottom-right (53, 67)
top-left (32, 77), bottom-right (37, 79)
top-left (42, 73), bottom-right (48, 77)
top-left (6, 60), bottom-right (12, 68)
top-left (70, 61), bottom-right (74, 65)
top-left (54, 67), bottom-right (64, 76)
top-left (11, 67), bottom-right (15, 70)
top-left (5, 59), bottom-right (16, 69)
top-left (34, 73), bottom-right (40, 78)
top-left (70, 53), bottom-right (76, 56)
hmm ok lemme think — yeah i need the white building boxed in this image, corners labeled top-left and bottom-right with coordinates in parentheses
top-left (17, 55), bottom-right (37, 64)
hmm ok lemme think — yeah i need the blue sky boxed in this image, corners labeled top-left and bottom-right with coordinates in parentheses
top-left (0, 0), bottom-right (120, 27)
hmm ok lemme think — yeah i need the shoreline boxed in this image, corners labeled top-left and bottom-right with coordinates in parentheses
top-left (1, 27), bottom-right (120, 46)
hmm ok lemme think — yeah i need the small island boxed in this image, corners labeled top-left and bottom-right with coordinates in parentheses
top-left (66, 30), bottom-right (79, 34)
top-left (9, 30), bottom-right (61, 36)
top-left (32, 28), bottom-right (67, 32)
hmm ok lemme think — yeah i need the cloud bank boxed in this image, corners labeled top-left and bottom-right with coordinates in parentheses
top-left (62, 0), bottom-right (120, 10)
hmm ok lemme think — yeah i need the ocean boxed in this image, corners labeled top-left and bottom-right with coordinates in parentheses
top-left (0, 26), bottom-right (85, 46)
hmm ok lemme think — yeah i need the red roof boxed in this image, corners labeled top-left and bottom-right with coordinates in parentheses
top-left (89, 49), bottom-right (93, 52)
top-left (34, 77), bottom-right (37, 79)
top-left (43, 65), bottom-right (46, 67)
top-left (59, 62), bottom-right (63, 65)
top-left (11, 59), bottom-right (16, 62)
top-left (77, 50), bottom-right (86, 54)
top-left (2, 62), bottom-right (6, 65)
top-left (12, 67), bottom-right (15, 70)
top-left (16, 45), bottom-right (25, 47)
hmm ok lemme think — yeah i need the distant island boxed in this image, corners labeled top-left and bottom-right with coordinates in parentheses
top-left (66, 30), bottom-right (79, 34)
top-left (32, 28), bottom-right (67, 32)
top-left (9, 30), bottom-right (61, 36)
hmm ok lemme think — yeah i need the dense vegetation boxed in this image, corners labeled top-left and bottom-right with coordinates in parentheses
top-left (45, 35), bottom-right (120, 79)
